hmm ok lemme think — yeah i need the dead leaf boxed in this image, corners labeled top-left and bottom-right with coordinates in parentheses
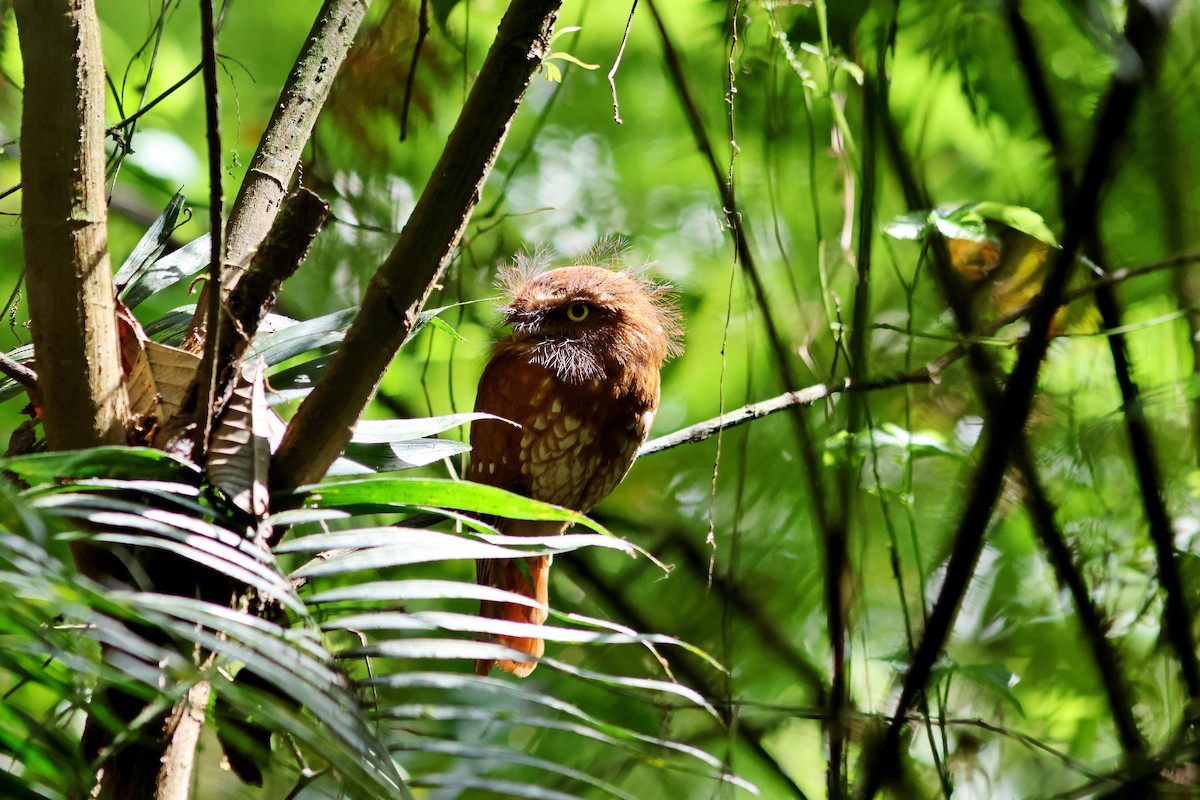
top-left (209, 359), bottom-right (272, 518)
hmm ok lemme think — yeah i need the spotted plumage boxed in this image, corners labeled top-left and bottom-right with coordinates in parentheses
top-left (470, 255), bottom-right (681, 676)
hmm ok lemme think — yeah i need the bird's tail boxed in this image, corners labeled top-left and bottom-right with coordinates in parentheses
top-left (476, 555), bottom-right (549, 677)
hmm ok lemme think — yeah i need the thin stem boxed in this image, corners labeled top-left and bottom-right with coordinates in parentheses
top-left (197, 0), bottom-right (224, 454)
top-left (607, 0), bottom-right (638, 124)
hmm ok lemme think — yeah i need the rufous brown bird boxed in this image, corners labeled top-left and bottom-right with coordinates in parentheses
top-left (469, 252), bottom-right (682, 677)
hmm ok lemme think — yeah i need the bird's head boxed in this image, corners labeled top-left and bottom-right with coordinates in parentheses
top-left (496, 253), bottom-right (682, 386)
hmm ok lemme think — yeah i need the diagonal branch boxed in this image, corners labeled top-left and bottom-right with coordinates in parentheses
top-left (1006, 0), bottom-right (1200, 704)
top-left (858, 4), bottom-right (1177, 796)
top-left (269, 0), bottom-right (565, 497)
top-left (189, 0), bottom-right (372, 336)
top-left (213, 188), bottom-right (330, 417)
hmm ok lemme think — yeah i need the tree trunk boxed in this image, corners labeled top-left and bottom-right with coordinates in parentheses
top-left (14, 0), bottom-right (129, 452)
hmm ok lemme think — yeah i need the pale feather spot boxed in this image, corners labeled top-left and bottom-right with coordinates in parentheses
top-left (533, 415), bottom-right (549, 431)
top-left (551, 399), bottom-right (562, 413)
top-left (488, 463), bottom-right (495, 475)
top-left (640, 410), bottom-right (657, 436)
top-left (520, 432), bottom-right (533, 447)
top-left (558, 433), bottom-right (577, 450)
top-left (563, 416), bottom-right (581, 432)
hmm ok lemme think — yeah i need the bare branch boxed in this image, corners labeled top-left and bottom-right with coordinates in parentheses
top-left (0, 352), bottom-right (37, 395)
top-left (213, 189), bottom-right (329, 414)
top-left (196, 0), bottom-right (225, 453)
top-left (859, 3), bottom-right (1179, 795)
top-left (1008, 0), bottom-right (1200, 707)
top-left (400, 0), bottom-right (429, 141)
top-left (640, 372), bottom-right (930, 457)
top-left (155, 682), bottom-right (211, 800)
top-left (270, 0), bottom-right (565, 495)
top-left (607, 0), bottom-right (638, 124)
top-left (190, 0), bottom-right (371, 335)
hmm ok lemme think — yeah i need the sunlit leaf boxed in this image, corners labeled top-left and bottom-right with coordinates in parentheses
top-left (120, 233), bottom-right (211, 309)
top-left (113, 192), bottom-right (186, 295)
top-left (296, 477), bottom-right (602, 531)
top-left (1, 447), bottom-right (200, 484)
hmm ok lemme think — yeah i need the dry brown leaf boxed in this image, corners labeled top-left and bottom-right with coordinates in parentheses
top-left (209, 359), bottom-right (272, 518)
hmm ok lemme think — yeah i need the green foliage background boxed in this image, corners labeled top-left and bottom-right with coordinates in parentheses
top-left (1, 0), bottom-right (1199, 797)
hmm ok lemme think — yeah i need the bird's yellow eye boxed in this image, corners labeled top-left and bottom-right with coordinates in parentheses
top-left (566, 302), bottom-right (591, 322)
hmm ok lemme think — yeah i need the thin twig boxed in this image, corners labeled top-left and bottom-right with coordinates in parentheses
top-left (641, 244), bottom-right (1200, 460)
top-left (109, 64), bottom-right (204, 139)
top-left (190, 0), bottom-right (371, 336)
top-left (642, 370), bottom-right (932, 457)
top-left (644, 0), bottom-right (837, 631)
top-left (196, 0), bottom-right (224, 455)
top-left (607, 0), bottom-right (638, 124)
top-left (0, 351), bottom-right (37, 392)
top-left (400, 0), bottom-right (429, 141)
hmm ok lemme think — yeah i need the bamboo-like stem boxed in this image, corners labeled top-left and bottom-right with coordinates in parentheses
top-left (270, 0), bottom-right (564, 495)
top-left (13, 0), bottom-right (129, 451)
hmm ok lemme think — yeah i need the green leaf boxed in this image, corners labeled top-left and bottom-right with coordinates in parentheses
top-left (341, 438), bottom-right (470, 473)
top-left (825, 424), bottom-right (957, 460)
top-left (143, 305), bottom-right (197, 345)
top-left (120, 233), bottom-right (211, 309)
top-left (282, 529), bottom-right (543, 577)
top-left (882, 211), bottom-right (932, 240)
top-left (130, 593), bottom-right (413, 798)
top-left (409, 775), bottom-right (589, 800)
top-left (367, 671), bottom-right (744, 785)
top-left (1, 447), bottom-right (200, 484)
top-left (968, 201), bottom-right (1058, 246)
top-left (306, 578), bottom-right (545, 608)
top-left (297, 477), bottom-right (602, 531)
top-left (932, 210), bottom-right (992, 242)
top-left (546, 52), bottom-right (600, 71)
top-left (428, 316), bottom-right (467, 341)
top-left (250, 307), bottom-right (357, 366)
top-left (113, 192), bottom-right (185, 296)
top-left (341, 637), bottom-right (534, 663)
top-left (953, 663), bottom-right (1026, 717)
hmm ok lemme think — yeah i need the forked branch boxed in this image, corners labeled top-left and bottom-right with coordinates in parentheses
top-left (270, 0), bottom-right (565, 496)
